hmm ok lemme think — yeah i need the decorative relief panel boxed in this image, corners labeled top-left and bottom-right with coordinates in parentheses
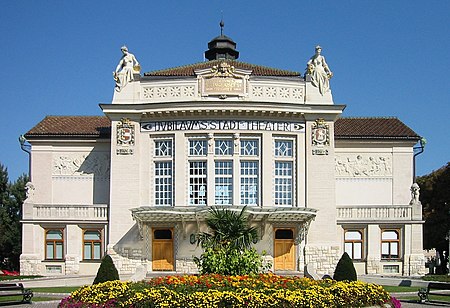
top-left (142, 85), bottom-right (195, 100)
top-left (335, 154), bottom-right (392, 177)
top-left (311, 118), bottom-right (330, 155)
top-left (53, 153), bottom-right (110, 177)
top-left (251, 85), bottom-right (304, 101)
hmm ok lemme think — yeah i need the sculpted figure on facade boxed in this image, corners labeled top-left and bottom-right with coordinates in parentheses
top-left (410, 183), bottom-right (420, 204)
top-left (53, 153), bottom-right (110, 177)
top-left (25, 182), bottom-right (35, 201)
top-left (113, 46), bottom-right (140, 92)
top-left (306, 45), bottom-right (333, 95)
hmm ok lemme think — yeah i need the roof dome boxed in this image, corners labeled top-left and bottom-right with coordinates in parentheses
top-left (204, 21), bottom-right (239, 61)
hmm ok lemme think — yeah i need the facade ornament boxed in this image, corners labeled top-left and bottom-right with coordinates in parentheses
top-left (113, 46), bottom-right (140, 92)
top-left (210, 62), bottom-right (237, 78)
top-left (410, 183), bottom-right (420, 205)
top-left (116, 118), bottom-right (135, 155)
top-left (306, 45), bottom-right (333, 95)
top-left (335, 154), bottom-right (392, 177)
top-left (311, 118), bottom-right (330, 155)
top-left (25, 182), bottom-right (35, 201)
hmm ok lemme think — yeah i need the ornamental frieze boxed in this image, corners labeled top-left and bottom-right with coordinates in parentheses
top-left (53, 153), bottom-right (110, 177)
top-left (335, 154), bottom-right (392, 177)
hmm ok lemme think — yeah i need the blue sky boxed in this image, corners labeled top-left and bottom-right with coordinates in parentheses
top-left (1, 1), bottom-right (449, 181)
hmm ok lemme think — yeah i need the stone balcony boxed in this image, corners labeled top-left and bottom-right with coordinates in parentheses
top-left (23, 203), bottom-right (108, 222)
top-left (336, 205), bottom-right (412, 222)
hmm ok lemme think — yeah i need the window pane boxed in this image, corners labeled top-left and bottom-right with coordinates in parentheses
top-left (390, 242), bottom-right (398, 256)
top-left (155, 140), bottom-right (172, 157)
top-left (382, 242), bottom-right (389, 255)
top-left (189, 161), bottom-right (207, 205)
top-left (56, 243), bottom-right (63, 259)
top-left (382, 231), bottom-right (398, 240)
top-left (240, 140), bottom-right (259, 156)
top-left (189, 140), bottom-right (207, 156)
top-left (84, 244), bottom-right (91, 259)
top-left (215, 139), bottom-right (233, 156)
top-left (345, 243), bottom-right (353, 257)
top-left (84, 231), bottom-right (101, 240)
top-left (354, 242), bottom-right (362, 259)
top-left (240, 161), bottom-right (258, 205)
top-left (47, 243), bottom-right (54, 259)
top-left (47, 230), bottom-right (62, 240)
top-left (275, 229), bottom-right (294, 239)
top-left (274, 161), bottom-right (293, 206)
top-left (275, 140), bottom-right (293, 157)
top-left (154, 229), bottom-right (172, 239)
top-left (93, 243), bottom-right (101, 259)
top-left (215, 161), bottom-right (232, 205)
top-left (345, 231), bottom-right (362, 240)
top-left (155, 161), bottom-right (173, 206)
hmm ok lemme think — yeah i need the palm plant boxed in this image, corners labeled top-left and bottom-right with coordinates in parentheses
top-left (197, 206), bottom-right (258, 251)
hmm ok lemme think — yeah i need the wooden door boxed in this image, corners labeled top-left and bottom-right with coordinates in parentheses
top-left (152, 229), bottom-right (174, 271)
top-left (274, 229), bottom-right (295, 270)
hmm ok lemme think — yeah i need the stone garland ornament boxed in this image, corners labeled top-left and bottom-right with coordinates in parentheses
top-left (311, 118), bottom-right (329, 155)
top-left (306, 45), bottom-right (333, 95)
top-left (116, 118), bottom-right (135, 155)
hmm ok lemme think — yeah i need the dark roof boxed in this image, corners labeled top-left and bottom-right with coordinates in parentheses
top-left (25, 116), bottom-right (420, 141)
top-left (335, 117), bottom-right (420, 140)
top-left (25, 116), bottom-right (111, 138)
top-left (144, 59), bottom-right (301, 77)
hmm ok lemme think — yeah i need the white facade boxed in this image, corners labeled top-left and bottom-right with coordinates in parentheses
top-left (21, 40), bottom-right (425, 277)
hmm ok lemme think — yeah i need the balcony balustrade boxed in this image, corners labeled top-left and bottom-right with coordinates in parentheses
top-left (337, 205), bottom-right (412, 221)
top-left (25, 204), bottom-right (108, 221)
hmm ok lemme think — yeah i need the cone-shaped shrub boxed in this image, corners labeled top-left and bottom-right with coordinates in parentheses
top-left (333, 252), bottom-right (357, 281)
top-left (93, 255), bottom-right (119, 285)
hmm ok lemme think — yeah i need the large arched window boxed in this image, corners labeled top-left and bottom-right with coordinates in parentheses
top-left (344, 230), bottom-right (363, 260)
top-left (381, 229), bottom-right (400, 260)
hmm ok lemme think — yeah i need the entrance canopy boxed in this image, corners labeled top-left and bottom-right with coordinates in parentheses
top-left (131, 206), bottom-right (317, 238)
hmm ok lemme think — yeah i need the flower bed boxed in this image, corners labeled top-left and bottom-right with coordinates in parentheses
top-left (59, 273), bottom-right (396, 307)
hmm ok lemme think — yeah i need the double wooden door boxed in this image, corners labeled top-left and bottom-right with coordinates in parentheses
top-left (152, 229), bottom-right (174, 271)
top-left (274, 228), bottom-right (295, 270)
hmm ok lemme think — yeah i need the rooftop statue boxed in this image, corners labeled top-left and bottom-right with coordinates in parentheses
top-left (306, 45), bottom-right (333, 95)
top-left (113, 46), bottom-right (140, 92)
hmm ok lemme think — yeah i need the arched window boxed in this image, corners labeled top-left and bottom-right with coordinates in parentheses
top-left (344, 230), bottom-right (363, 260)
top-left (381, 229), bottom-right (400, 259)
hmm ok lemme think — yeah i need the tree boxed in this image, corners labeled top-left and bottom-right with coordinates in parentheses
top-left (93, 255), bottom-right (119, 284)
top-left (197, 206), bottom-right (258, 251)
top-left (194, 207), bottom-right (268, 275)
top-left (0, 163), bottom-right (28, 271)
top-left (333, 252), bottom-right (357, 281)
top-left (417, 162), bottom-right (450, 273)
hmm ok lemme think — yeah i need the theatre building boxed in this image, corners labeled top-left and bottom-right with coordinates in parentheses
top-left (20, 31), bottom-right (426, 277)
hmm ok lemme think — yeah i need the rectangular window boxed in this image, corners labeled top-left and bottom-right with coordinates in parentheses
top-left (240, 161), bottom-right (259, 205)
top-left (274, 161), bottom-right (293, 205)
top-left (189, 139), bottom-right (207, 156)
top-left (189, 161), bottom-right (207, 205)
top-left (381, 229), bottom-right (400, 260)
top-left (154, 138), bottom-right (174, 206)
top-left (155, 139), bottom-right (172, 157)
top-left (155, 161), bottom-right (173, 206)
top-left (275, 140), bottom-right (293, 157)
top-left (45, 229), bottom-right (64, 260)
top-left (344, 230), bottom-right (364, 260)
top-left (215, 139), bottom-right (233, 156)
top-left (240, 139), bottom-right (259, 156)
top-left (215, 161), bottom-right (233, 205)
top-left (83, 230), bottom-right (102, 260)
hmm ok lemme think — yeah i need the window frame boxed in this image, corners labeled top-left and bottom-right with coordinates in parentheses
top-left (381, 229), bottom-right (401, 260)
top-left (154, 138), bottom-right (174, 206)
top-left (344, 229), bottom-right (364, 261)
top-left (273, 137), bottom-right (296, 206)
top-left (83, 229), bottom-right (103, 261)
top-left (45, 229), bottom-right (64, 261)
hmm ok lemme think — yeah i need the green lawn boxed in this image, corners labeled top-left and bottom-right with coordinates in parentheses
top-left (31, 286), bottom-right (80, 293)
top-left (0, 275), bottom-right (42, 281)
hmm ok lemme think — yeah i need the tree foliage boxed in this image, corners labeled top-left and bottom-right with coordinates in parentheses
top-left (93, 255), bottom-right (120, 285)
top-left (194, 207), bottom-right (268, 275)
top-left (417, 162), bottom-right (450, 250)
top-left (0, 163), bottom-right (28, 271)
top-left (333, 252), bottom-right (357, 281)
top-left (417, 162), bottom-right (450, 272)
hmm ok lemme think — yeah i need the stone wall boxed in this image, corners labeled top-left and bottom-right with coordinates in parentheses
top-left (305, 245), bottom-right (341, 276)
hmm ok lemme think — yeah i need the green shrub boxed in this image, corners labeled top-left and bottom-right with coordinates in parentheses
top-left (93, 254), bottom-right (119, 285)
top-left (194, 245), bottom-right (269, 275)
top-left (333, 252), bottom-right (357, 281)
